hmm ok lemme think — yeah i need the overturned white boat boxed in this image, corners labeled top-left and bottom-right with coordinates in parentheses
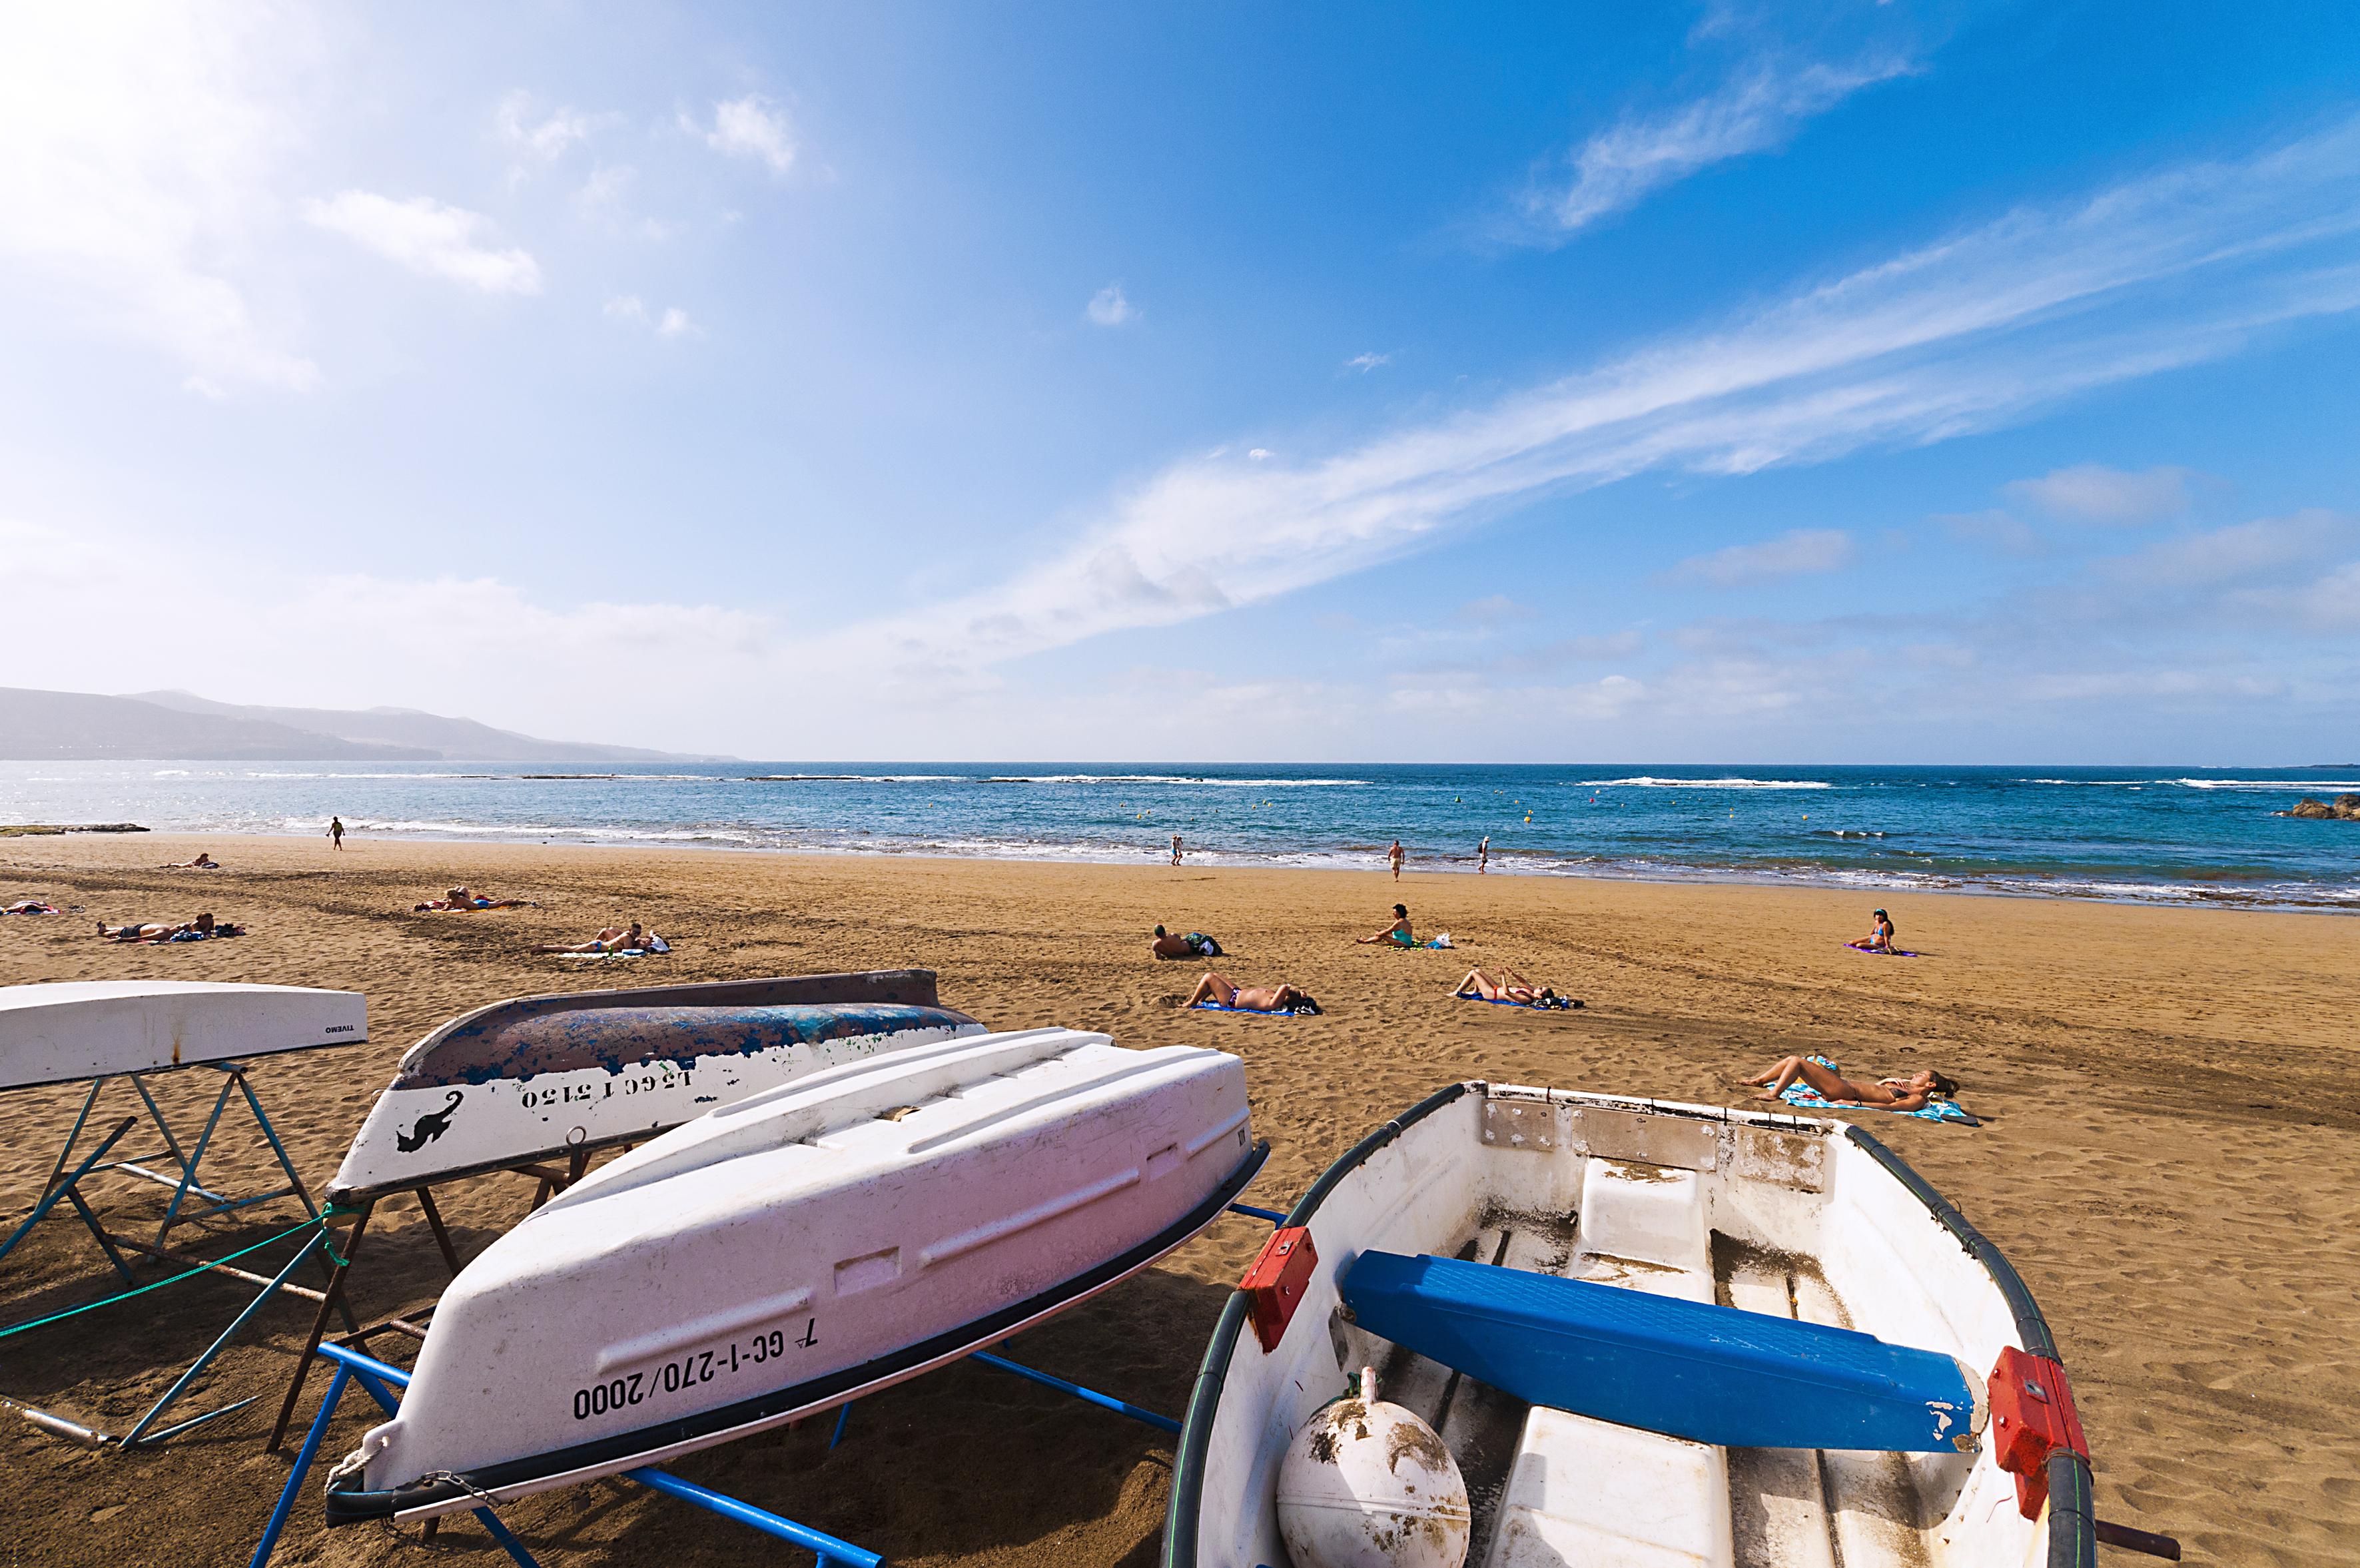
top-left (326, 971), bottom-right (981, 1201)
top-left (325, 1026), bottom-right (1265, 1523)
top-left (1167, 1082), bottom-right (2154, 1568)
top-left (0, 980), bottom-right (364, 1091)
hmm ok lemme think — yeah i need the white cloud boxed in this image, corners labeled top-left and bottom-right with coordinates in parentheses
top-left (2103, 510), bottom-right (2349, 589)
top-left (657, 306), bottom-right (697, 339)
top-left (605, 295), bottom-right (699, 338)
top-left (605, 294), bottom-right (648, 322)
top-left (2005, 463), bottom-right (2191, 524)
top-left (1457, 594), bottom-right (1535, 627)
top-left (1086, 284), bottom-right (1138, 326)
top-left (495, 91), bottom-right (592, 163)
top-left (1526, 56), bottom-right (1916, 240)
top-left (691, 95), bottom-right (795, 175)
top-left (1666, 528), bottom-right (1855, 586)
top-left (1248, 448), bottom-right (1273, 461)
top-left (306, 191), bottom-right (542, 294)
top-left (827, 115), bottom-right (2360, 684)
top-left (0, 4), bottom-right (320, 390)
top-left (1347, 352), bottom-right (1391, 372)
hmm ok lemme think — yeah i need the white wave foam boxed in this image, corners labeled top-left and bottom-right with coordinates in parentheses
top-left (981, 774), bottom-right (1364, 787)
top-left (1578, 776), bottom-right (1832, 790)
top-left (2171, 779), bottom-right (2360, 790)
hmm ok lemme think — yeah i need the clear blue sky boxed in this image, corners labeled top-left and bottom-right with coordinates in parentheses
top-left (3, 3), bottom-right (2357, 761)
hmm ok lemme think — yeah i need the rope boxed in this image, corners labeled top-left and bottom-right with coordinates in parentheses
top-left (318, 1200), bottom-right (365, 1268)
top-left (0, 1214), bottom-right (326, 1340)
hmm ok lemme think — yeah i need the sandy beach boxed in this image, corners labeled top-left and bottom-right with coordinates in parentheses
top-left (1, 832), bottom-right (2353, 1567)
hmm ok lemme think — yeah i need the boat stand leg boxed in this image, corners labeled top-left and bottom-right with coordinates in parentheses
top-left (266, 1202), bottom-right (372, 1452)
top-left (128, 1072), bottom-right (198, 1191)
top-left (1226, 1202), bottom-right (1288, 1226)
top-left (152, 1070), bottom-right (239, 1250)
top-left (59, 1183), bottom-right (137, 1286)
top-left (627, 1465), bottom-right (883, 1567)
top-left (829, 1399), bottom-right (854, 1450)
top-left (224, 1066), bottom-right (348, 1324)
top-left (969, 1351), bottom-right (1180, 1434)
top-left (39, 1079), bottom-right (107, 1196)
top-left (414, 1186), bottom-right (463, 1276)
top-left (249, 1364), bottom-right (350, 1568)
top-left (122, 1229), bottom-right (325, 1447)
top-left (0, 1116), bottom-right (138, 1268)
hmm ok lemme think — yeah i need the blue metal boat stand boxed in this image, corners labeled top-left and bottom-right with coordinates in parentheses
top-left (0, 1060), bottom-right (353, 1449)
top-left (251, 1199), bottom-right (1292, 1563)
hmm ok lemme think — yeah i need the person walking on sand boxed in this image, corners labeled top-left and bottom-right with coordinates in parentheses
top-left (1170, 831), bottom-right (1183, 867)
top-left (1477, 836), bottom-right (1489, 875)
top-left (1387, 839), bottom-right (1404, 880)
top-left (327, 816), bottom-right (345, 851)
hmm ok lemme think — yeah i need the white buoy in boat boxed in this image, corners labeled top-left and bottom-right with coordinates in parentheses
top-left (1276, 1368), bottom-right (1469, 1568)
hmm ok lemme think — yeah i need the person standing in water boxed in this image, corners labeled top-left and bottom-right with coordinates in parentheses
top-left (1170, 831), bottom-right (1183, 867)
top-left (327, 816), bottom-right (346, 851)
top-left (1477, 835), bottom-right (1489, 875)
top-left (1387, 839), bottom-right (1404, 880)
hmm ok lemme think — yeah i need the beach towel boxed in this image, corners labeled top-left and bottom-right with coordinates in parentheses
top-left (1459, 992), bottom-right (1582, 1011)
top-left (1190, 999), bottom-right (1311, 1016)
top-left (1845, 942), bottom-right (1920, 957)
top-left (1778, 1058), bottom-right (1977, 1125)
top-left (1388, 932), bottom-right (1455, 950)
top-left (2, 901), bottom-right (61, 915)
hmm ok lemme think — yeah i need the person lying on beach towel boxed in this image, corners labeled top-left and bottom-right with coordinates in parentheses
top-left (97, 913), bottom-right (244, 943)
top-left (160, 852), bottom-right (220, 869)
top-left (415, 885), bottom-right (536, 911)
top-left (4, 900), bottom-right (61, 915)
top-left (537, 921), bottom-right (666, 955)
top-left (1846, 908), bottom-right (1897, 953)
top-left (1150, 925), bottom-right (1224, 959)
top-left (1453, 967), bottom-right (1580, 1008)
top-left (1186, 971), bottom-right (1321, 1015)
top-left (1743, 1054), bottom-right (1957, 1112)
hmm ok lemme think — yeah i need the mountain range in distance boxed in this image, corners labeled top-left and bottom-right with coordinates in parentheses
top-left (0, 687), bottom-right (727, 763)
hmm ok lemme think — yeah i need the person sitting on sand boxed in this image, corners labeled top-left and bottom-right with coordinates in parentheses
top-left (1356, 904), bottom-right (1414, 946)
top-left (1743, 1054), bottom-right (1957, 1111)
top-left (1186, 971), bottom-right (1320, 1014)
top-left (1848, 908), bottom-right (1896, 952)
top-left (536, 921), bottom-right (665, 955)
top-left (161, 852), bottom-right (220, 869)
top-left (1150, 925), bottom-right (1223, 959)
top-left (1453, 967), bottom-right (1574, 1008)
top-left (415, 886), bottom-right (535, 911)
top-left (98, 912), bottom-right (242, 942)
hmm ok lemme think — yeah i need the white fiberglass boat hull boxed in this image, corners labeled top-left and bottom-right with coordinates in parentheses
top-left (1166, 1082), bottom-right (2098, 1568)
top-left (326, 1026), bottom-right (1263, 1522)
top-left (0, 981), bottom-right (365, 1091)
top-left (326, 971), bottom-right (980, 1200)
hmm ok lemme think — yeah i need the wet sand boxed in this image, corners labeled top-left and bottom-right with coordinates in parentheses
top-left (1, 833), bottom-right (2353, 1565)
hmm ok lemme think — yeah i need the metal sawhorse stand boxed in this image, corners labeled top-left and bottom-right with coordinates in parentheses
top-left (0, 1061), bottom-right (353, 1447)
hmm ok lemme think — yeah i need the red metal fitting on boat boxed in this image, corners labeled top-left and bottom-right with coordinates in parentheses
top-left (1241, 1226), bottom-right (1318, 1352)
top-left (1987, 1346), bottom-right (2090, 1519)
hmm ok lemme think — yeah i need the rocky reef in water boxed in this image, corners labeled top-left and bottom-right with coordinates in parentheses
top-left (2279, 793), bottom-right (2360, 821)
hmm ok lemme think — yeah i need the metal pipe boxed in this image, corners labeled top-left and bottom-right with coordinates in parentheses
top-left (1226, 1202), bottom-right (1288, 1225)
top-left (627, 1466), bottom-right (883, 1567)
top-left (2096, 1519), bottom-right (2182, 1560)
top-left (2, 1393), bottom-right (111, 1445)
top-left (123, 1228), bottom-right (326, 1446)
top-left (970, 1350), bottom-right (1181, 1434)
top-left (248, 1364), bottom-right (350, 1568)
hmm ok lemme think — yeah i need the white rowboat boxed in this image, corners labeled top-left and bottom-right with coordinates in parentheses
top-left (325, 1026), bottom-right (1265, 1523)
top-left (1166, 1082), bottom-right (2110, 1568)
top-left (326, 971), bottom-right (981, 1201)
top-left (0, 981), bottom-right (366, 1091)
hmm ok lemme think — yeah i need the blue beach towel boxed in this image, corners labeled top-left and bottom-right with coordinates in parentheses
top-left (1778, 1059), bottom-right (1978, 1125)
top-left (1845, 942), bottom-right (1920, 957)
top-left (1459, 992), bottom-right (1582, 1011)
top-left (1190, 1000), bottom-right (1307, 1016)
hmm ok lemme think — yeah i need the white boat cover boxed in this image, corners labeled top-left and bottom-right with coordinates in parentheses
top-left (0, 981), bottom-right (366, 1091)
top-left (327, 1026), bottom-right (1262, 1521)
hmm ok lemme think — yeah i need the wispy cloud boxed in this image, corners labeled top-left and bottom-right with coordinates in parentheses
top-left (1666, 528), bottom-right (1854, 586)
top-left (1086, 284), bottom-right (1138, 326)
top-left (306, 191), bottom-right (542, 294)
top-left (1346, 352), bottom-right (1391, 372)
top-left (690, 95), bottom-right (795, 175)
top-left (495, 91), bottom-right (593, 163)
top-left (605, 295), bottom-right (699, 338)
top-left (2004, 462), bottom-right (2192, 524)
top-left (1521, 56), bottom-right (1915, 241)
top-left (835, 117), bottom-right (2360, 685)
top-left (0, 4), bottom-right (320, 392)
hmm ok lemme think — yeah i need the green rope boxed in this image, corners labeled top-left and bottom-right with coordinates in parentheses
top-left (0, 1214), bottom-right (326, 1340)
top-left (318, 1200), bottom-right (364, 1268)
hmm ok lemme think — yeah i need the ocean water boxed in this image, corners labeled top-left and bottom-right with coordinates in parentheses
top-left (2, 761), bottom-right (2355, 913)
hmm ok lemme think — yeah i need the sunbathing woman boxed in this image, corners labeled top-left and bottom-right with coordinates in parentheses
top-left (4, 900), bottom-right (61, 915)
top-left (1356, 904), bottom-right (1414, 946)
top-left (415, 886), bottom-right (535, 911)
top-left (98, 912), bottom-right (241, 941)
top-left (1847, 908), bottom-right (1896, 952)
top-left (161, 852), bottom-right (220, 869)
top-left (1453, 967), bottom-right (1573, 1007)
top-left (1186, 971), bottom-right (1320, 1014)
top-left (536, 921), bottom-right (665, 955)
top-left (1743, 1055), bottom-right (1958, 1111)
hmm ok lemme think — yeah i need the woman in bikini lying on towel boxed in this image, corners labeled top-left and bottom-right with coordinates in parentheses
top-left (416, 886), bottom-right (535, 911)
top-left (98, 912), bottom-right (242, 941)
top-left (1743, 1055), bottom-right (1958, 1111)
top-left (1186, 972), bottom-right (1321, 1014)
top-left (536, 921), bottom-right (665, 955)
top-left (160, 852), bottom-right (220, 869)
top-left (1453, 967), bottom-right (1575, 1007)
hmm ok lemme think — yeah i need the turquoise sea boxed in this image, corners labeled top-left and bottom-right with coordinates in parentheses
top-left (2, 762), bottom-right (2355, 912)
